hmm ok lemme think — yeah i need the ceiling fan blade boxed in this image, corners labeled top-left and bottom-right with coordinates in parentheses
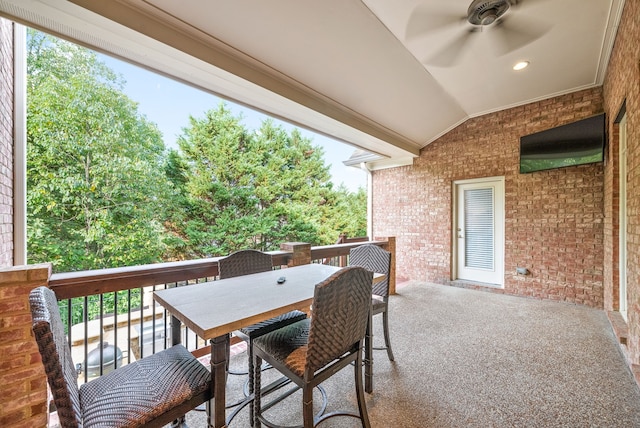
top-left (405, 5), bottom-right (466, 41)
top-left (490, 15), bottom-right (552, 55)
top-left (508, 0), bottom-right (552, 10)
top-left (424, 29), bottom-right (477, 68)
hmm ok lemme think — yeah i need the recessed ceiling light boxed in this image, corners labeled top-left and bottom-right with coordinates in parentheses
top-left (513, 61), bottom-right (530, 71)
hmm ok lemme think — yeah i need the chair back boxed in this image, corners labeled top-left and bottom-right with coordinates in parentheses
top-left (350, 244), bottom-right (391, 297)
top-left (305, 266), bottom-right (372, 374)
top-left (218, 249), bottom-right (273, 279)
top-left (29, 286), bottom-right (83, 428)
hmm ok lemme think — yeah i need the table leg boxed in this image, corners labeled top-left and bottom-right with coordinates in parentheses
top-left (170, 315), bottom-right (188, 426)
top-left (364, 312), bottom-right (373, 393)
top-left (210, 334), bottom-right (230, 428)
top-left (171, 314), bottom-right (182, 347)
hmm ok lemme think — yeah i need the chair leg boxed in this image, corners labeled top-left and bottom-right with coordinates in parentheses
top-left (302, 384), bottom-right (314, 428)
top-left (354, 351), bottom-right (372, 428)
top-left (169, 417), bottom-right (187, 428)
top-left (382, 311), bottom-right (395, 361)
top-left (247, 342), bottom-right (255, 427)
top-left (253, 353), bottom-right (262, 428)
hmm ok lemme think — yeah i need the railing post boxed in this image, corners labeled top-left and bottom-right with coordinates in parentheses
top-left (280, 242), bottom-right (311, 267)
top-left (338, 234), bottom-right (348, 266)
top-left (0, 263), bottom-right (52, 427)
top-left (375, 237), bottom-right (397, 295)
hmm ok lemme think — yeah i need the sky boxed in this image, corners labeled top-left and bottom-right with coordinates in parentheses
top-left (98, 54), bottom-right (368, 192)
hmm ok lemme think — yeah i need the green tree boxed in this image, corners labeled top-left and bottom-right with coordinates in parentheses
top-left (26, 29), bottom-right (173, 272)
top-left (170, 104), bottom-right (359, 257)
top-left (25, 31), bottom-right (367, 331)
top-left (330, 185), bottom-right (368, 238)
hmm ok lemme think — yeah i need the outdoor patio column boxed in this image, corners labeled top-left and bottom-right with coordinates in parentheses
top-left (0, 263), bottom-right (52, 427)
top-left (280, 242), bottom-right (311, 266)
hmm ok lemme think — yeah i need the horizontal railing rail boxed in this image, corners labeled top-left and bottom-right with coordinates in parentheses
top-left (49, 257), bottom-right (220, 300)
top-left (48, 242), bottom-right (385, 298)
top-left (335, 233), bottom-right (370, 244)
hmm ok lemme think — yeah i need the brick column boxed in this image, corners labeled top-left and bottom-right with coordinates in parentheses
top-left (375, 236), bottom-right (397, 295)
top-left (0, 264), bottom-right (52, 427)
top-left (280, 242), bottom-right (311, 267)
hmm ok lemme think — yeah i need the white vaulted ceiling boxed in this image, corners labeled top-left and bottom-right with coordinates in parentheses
top-left (0, 0), bottom-right (625, 169)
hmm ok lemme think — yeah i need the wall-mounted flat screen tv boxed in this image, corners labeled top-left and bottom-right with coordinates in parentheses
top-left (519, 113), bottom-right (605, 173)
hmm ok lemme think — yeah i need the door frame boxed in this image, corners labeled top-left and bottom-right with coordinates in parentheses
top-left (452, 176), bottom-right (505, 287)
top-left (618, 113), bottom-right (628, 320)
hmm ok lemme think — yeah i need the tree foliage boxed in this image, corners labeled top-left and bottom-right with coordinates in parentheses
top-left (26, 30), bottom-right (367, 331)
top-left (167, 105), bottom-right (358, 257)
top-left (26, 30), bottom-right (173, 272)
top-left (27, 30), bottom-right (367, 270)
top-left (331, 184), bottom-right (368, 238)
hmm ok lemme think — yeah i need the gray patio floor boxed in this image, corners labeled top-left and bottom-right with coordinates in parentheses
top-left (184, 281), bottom-right (640, 427)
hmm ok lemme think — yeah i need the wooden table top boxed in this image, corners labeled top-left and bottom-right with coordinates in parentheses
top-left (153, 263), bottom-right (343, 339)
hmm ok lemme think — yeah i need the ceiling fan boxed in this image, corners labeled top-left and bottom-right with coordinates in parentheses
top-left (406, 0), bottom-right (551, 67)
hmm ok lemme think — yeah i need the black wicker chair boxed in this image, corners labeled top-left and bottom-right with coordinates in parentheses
top-left (253, 266), bottom-right (372, 428)
top-left (349, 244), bottom-right (395, 361)
top-left (29, 286), bottom-right (212, 428)
top-left (218, 249), bottom-right (307, 424)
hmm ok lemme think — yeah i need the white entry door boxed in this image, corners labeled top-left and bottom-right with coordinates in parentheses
top-left (455, 177), bottom-right (505, 286)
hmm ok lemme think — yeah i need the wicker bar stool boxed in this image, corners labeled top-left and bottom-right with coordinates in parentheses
top-left (349, 244), bottom-right (395, 361)
top-left (253, 266), bottom-right (372, 428)
top-left (29, 286), bottom-right (212, 428)
top-left (218, 249), bottom-right (307, 425)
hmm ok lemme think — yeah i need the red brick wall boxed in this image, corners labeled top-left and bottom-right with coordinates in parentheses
top-left (0, 264), bottom-right (51, 428)
top-left (602, 0), bottom-right (640, 364)
top-left (373, 87), bottom-right (605, 308)
top-left (0, 18), bottom-right (14, 267)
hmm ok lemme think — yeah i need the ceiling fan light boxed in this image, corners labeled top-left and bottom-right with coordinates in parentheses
top-left (467, 0), bottom-right (510, 26)
top-left (480, 13), bottom-right (498, 25)
top-left (513, 61), bottom-right (529, 71)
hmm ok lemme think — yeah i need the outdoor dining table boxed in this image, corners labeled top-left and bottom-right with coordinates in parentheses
top-left (153, 262), bottom-right (383, 428)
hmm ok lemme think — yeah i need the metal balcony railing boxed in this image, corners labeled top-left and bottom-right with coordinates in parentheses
top-left (46, 239), bottom-right (394, 386)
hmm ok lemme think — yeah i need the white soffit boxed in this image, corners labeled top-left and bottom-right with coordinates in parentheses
top-left (145, 0), bottom-right (466, 145)
top-left (0, 0), bottom-right (420, 162)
